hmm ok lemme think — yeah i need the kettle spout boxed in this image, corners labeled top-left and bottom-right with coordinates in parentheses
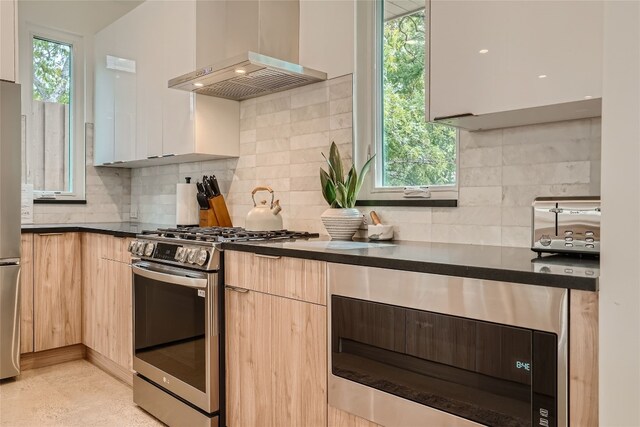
top-left (272, 199), bottom-right (282, 215)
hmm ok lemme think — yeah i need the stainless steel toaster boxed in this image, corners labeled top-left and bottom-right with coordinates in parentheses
top-left (532, 196), bottom-right (600, 255)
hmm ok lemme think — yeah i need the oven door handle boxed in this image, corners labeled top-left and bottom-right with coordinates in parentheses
top-left (132, 264), bottom-right (208, 289)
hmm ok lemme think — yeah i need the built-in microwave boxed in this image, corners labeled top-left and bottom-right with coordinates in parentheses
top-left (328, 264), bottom-right (568, 427)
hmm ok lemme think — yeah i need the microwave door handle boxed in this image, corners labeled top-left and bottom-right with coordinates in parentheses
top-left (132, 264), bottom-right (208, 289)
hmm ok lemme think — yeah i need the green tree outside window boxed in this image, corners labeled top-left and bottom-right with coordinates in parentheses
top-left (33, 37), bottom-right (71, 105)
top-left (383, 10), bottom-right (457, 187)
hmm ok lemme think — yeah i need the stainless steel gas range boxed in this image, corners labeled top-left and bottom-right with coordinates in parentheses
top-left (129, 227), bottom-right (317, 427)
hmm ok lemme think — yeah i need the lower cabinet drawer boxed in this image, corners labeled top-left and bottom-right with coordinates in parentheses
top-left (225, 250), bottom-right (326, 306)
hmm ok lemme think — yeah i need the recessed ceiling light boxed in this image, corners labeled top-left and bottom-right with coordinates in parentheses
top-left (538, 74), bottom-right (547, 79)
top-left (584, 95), bottom-right (593, 99)
top-left (235, 69), bottom-right (246, 74)
top-left (478, 49), bottom-right (489, 54)
top-left (194, 82), bottom-right (204, 87)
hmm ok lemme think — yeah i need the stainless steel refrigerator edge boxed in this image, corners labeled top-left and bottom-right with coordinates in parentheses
top-left (0, 80), bottom-right (22, 380)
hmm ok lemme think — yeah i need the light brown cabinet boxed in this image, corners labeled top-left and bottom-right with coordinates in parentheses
top-left (33, 233), bottom-right (82, 352)
top-left (225, 251), bottom-right (327, 427)
top-left (81, 233), bottom-right (133, 371)
top-left (20, 234), bottom-right (34, 354)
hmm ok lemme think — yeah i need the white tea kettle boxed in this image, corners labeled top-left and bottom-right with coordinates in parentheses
top-left (245, 186), bottom-right (283, 231)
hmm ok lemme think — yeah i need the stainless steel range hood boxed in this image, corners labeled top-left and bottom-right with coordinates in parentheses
top-left (168, 51), bottom-right (326, 101)
top-left (168, 0), bottom-right (327, 101)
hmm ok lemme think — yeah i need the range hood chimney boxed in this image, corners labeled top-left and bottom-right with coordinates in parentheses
top-left (168, 0), bottom-right (327, 101)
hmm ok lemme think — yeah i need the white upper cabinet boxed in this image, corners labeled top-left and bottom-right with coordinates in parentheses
top-left (160, 0), bottom-right (196, 159)
top-left (429, 0), bottom-right (603, 130)
top-left (93, 0), bottom-right (239, 167)
top-left (0, 0), bottom-right (17, 82)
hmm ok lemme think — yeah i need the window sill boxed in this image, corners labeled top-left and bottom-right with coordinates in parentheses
top-left (355, 199), bottom-right (457, 207)
top-left (34, 199), bottom-right (87, 205)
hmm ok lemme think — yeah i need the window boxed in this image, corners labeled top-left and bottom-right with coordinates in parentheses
top-left (21, 25), bottom-right (85, 201)
top-left (355, 0), bottom-right (458, 202)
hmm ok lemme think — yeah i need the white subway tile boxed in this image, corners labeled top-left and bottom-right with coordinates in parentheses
top-left (460, 146), bottom-right (502, 168)
top-left (459, 166), bottom-right (502, 187)
top-left (501, 226), bottom-right (531, 248)
top-left (291, 87), bottom-right (329, 109)
top-left (458, 186), bottom-right (502, 207)
top-left (291, 103), bottom-right (329, 123)
top-left (503, 161), bottom-right (591, 185)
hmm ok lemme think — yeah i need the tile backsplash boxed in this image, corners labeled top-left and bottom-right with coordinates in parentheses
top-left (32, 75), bottom-right (601, 248)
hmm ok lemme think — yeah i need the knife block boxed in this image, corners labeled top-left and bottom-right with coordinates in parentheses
top-left (210, 195), bottom-right (233, 227)
top-left (199, 207), bottom-right (219, 227)
top-left (198, 196), bottom-right (233, 228)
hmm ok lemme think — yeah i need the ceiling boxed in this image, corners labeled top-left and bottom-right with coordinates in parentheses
top-left (385, 0), bottom-right (424, 21)
top-left (18, 0), bottom-right (143, 35)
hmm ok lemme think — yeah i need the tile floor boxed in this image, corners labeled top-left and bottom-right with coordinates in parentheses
top-left (0, 360), bottom-right (163, 426)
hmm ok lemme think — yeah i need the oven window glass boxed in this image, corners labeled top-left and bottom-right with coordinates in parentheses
top-left (331, 296), bottom-right (557, 427)
top-left (134, 274), bottom-right (206, 392)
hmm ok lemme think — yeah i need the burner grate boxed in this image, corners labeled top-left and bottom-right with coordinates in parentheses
top-left (141, 227), bottom-right (319, 243)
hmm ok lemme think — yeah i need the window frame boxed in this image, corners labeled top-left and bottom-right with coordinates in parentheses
top-left (354, 0), bottom-right (459, 203)
top-left (20, 23), bottom-right (86, 202)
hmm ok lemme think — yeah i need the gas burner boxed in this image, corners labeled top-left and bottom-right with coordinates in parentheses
top-left (140, 226), bottom-right (319, 243)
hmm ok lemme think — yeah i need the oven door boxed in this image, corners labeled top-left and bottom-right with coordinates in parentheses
top-left (132, 261), bottom-right (219, 414)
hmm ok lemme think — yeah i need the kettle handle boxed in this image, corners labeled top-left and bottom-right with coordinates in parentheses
top-left (251, 186), bottom-right (275, 207)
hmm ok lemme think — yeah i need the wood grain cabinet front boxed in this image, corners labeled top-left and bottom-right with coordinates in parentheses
top-left (225, 251), bottom-right (327, 427)
top-left (81, 233), bottom-right (133, 372)
top-left (20, 234), bottom-right (34, 354)
top-left (33, 232), bottom-right (82, 352)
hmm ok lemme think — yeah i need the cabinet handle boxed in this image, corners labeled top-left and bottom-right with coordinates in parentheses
top-left (254, 254), bottom-right (281, 260)
top-left (37, 233), bottom-right (63, 236)
top-left (225, 285), bottom-right (249, 293)
top-left (102, 162), bottom-right (114, 166)
top-left (147, 155), bottom-right (159, 159)
top-left (162, 153), bottom-right (175, 157)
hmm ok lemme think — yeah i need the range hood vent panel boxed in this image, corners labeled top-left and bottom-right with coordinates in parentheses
top-left (169, 52), bottom-right (326, 101)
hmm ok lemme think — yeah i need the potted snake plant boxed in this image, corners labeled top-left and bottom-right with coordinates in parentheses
top-left (319, 142), bottom-right (374, 240)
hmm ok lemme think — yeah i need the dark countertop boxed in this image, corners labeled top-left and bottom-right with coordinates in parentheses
top-left (21, 222), bottom-right (170, 238)
top-left (221, 238), bottom-right (599, 291)
top-left (21, 223), bottom-right (599, 291)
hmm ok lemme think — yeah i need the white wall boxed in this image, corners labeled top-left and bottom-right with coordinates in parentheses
top-left (299, 0), bottom-right (354, 78)
top-left (599, 1), bottom-right (640, 425)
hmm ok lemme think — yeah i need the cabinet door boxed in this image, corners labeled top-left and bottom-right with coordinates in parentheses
top-left (226, 286), bottom-right (327, 427)
top-left (110, 259), bottom-right (133, 370)
top-left (20, 234), bottom-right (34, 354)
top-left (271, 296), bottom-right (327, 427)
top-left (94, 28), bottom-right (116, 165)
top-left (81, 233), bottom-right (108, 352)
top-left (226, 288), bottom-right (273, 427)
top-left (430, 1), bottom-right (603, 119)
top-left (0, 0), bottom-right (15, 82)
top-left (34, 233), bottom-right (81, 351)
top-left (134, 1), bottom-right (163, 161)
top-left (161, 1), bottom-right (196, 157)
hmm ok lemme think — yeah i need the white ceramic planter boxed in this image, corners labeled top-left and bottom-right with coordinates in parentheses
top-left (321, 208), bottom-right (363, 240)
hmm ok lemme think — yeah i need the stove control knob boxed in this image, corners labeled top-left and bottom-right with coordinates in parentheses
top-left (135, 242), bottom-right (145, 256)
top-left (128, 240), bottom-right (137, 253)
top-left (144, 242), bottom-right (155, 257)
top-left (175, 247), bottom-right (187, 262)
top-left (195, 249), bottom-right (209, 266)
top-left (187, 248), bottom-right (198, 264)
